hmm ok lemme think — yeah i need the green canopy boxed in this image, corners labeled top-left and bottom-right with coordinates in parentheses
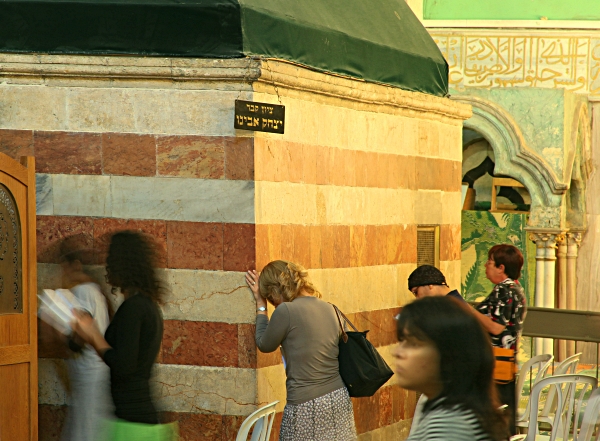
top-left (0, 0), bottom-right (448, 96)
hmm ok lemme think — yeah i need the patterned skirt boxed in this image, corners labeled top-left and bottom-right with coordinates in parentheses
top-left (279, 387), bottom-right (357, 441)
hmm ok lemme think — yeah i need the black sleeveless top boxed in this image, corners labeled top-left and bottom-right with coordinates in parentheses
top-left (103, 293), bottom-right (163, 424)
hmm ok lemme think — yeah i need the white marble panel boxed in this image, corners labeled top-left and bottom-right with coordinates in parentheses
top-left (440, 259), bottom-right (462, 294)
top-left (440, 191), bottom-right (462, 225)
top-left (0, 84), bottom-right (247, 136)
top-left (36, 173), bottom-right (53, 215)
top-left (153, 365), bottom-right (256, 415)
top-left (163, 269), bottom-right (255, 324)
top-left (413, 190), bottom-right (442, 225)
top-left (166, 90), bottom-right (239, 137)
top-left (38, 264), bottom-right (254, 323)
top-left (110, 176), bottom-right (254, 223)
top-left (0, 85), bottom-right (68, 130)
top-left (52, 174), bottom-right (112, 217)
top-left (66, 87), bottom-right (136, 133)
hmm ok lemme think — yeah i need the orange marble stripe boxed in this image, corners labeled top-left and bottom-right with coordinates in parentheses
top-left (440, 223), bottom-right (462, 261)
top-left (352, 383), bottom-right (418, 434)
top-left (257, 224), bottom-right (431, 270)
top-left (255, 138), bottom-right (462, 191)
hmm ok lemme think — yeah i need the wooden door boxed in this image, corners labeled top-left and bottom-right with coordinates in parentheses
top-left (0, 154), bottom-right (37, 441)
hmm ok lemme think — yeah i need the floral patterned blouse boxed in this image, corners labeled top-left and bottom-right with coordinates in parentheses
top-left (476, 278), bottom-right (527, 350)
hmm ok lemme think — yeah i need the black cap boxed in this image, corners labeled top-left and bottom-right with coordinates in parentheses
top-left (408, 265), bottom-right (447, 290)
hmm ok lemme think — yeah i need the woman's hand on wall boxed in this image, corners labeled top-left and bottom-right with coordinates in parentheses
top-left (246, 270), bottom-right (267, 310)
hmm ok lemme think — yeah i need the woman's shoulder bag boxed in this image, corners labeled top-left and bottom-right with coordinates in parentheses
top-left (332, 304), bottom-right (394, 397)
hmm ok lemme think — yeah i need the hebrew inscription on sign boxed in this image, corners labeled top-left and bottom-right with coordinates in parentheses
top-left (234, 100), bottom-right (285, 134)
top-left (0, 184), bottom-right (22, 314)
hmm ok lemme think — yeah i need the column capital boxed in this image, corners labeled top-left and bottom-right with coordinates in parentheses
top-left (526, 228), bottom-right (566, 248)
top-left (566, 231), bottom-right (583, 244)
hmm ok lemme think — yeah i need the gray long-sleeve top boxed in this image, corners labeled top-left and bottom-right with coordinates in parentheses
top-left (255, 296), bottom-right (346, 405)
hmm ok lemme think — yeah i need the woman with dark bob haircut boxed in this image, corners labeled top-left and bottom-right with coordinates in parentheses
top-left (72, 231), bottom-right (176, 440)
top-left (393, 296), bottom-right (508, 441)
top-left (474, 244), bottom-right (526, 436)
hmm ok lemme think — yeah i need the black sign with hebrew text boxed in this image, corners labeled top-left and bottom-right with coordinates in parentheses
top-left (234, 100), bottom-right (285, 134)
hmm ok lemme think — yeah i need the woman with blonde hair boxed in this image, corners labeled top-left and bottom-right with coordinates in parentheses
top-left (246, 260), bottom-right (357, 441)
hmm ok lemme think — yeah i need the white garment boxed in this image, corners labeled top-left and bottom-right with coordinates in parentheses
top-left (409, 394), bottom-right (428, 437)
top-left (407, 397), bottom-right (492, 441)
top-left (61, 283), bottom-right (113, 441)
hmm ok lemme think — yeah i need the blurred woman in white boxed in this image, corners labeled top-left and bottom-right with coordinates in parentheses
top-left (59, 240), bottom-right (113, 441)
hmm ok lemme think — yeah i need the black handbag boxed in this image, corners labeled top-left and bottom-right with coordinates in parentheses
top-left (332, 304), bottom-right (394, 397)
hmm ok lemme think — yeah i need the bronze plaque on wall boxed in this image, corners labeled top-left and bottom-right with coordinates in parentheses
top-left (234, 100), bottom-right (285, 134)
top-left (0, 184), bottom-right (22, 314)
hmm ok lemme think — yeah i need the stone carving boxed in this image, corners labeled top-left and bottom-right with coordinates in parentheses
top-left (567, 231), bottom-right (583, 248)
top-left (431, 32), bottom-right (600, 96)
top-left (529, 206), bottom-right (562, 229)
top-left (0, 184), bottom-right (22, 314)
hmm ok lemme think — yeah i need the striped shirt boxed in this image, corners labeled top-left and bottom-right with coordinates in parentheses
top-left (407, 401), bottom-right (492, 441)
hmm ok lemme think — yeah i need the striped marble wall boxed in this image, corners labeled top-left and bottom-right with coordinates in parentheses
top-left (0, 56), bottom-right (470, 441)
top-left (249, 86), bottom-right (467, 440)
top-left (0, 128), bottom-right (259, 440)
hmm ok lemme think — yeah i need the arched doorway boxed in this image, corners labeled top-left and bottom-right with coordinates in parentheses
top-left (459, 126), bottom-right (535, 310)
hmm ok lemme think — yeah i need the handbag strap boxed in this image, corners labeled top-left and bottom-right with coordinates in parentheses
top-left (331, 304), bottom-right (359, 343)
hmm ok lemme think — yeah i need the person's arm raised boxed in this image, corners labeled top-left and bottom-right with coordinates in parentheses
top-left (71, 309), bottom-right (112, 357)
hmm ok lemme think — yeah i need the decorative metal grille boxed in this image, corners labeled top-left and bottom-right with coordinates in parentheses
top-left (417, 225), bottom-right (439, 268)
top-left (0, 184), bottom-right (22, 314)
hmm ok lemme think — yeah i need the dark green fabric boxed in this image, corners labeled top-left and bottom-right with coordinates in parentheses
top-left (0, 0), bottom-right (448, 96)
top-left (240, 0), bottom-right (448, 96)
top-left (0, 0), bottom-right (243, 57)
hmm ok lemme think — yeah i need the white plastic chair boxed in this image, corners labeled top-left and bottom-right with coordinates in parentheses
top-left (510, 374), bottom-right (597, 441)
top-left (553, 353), bottom-right (583, 376)
top-left (516, 354), bottom-right (555, 426)
top-left (578, 386), bottom-right (600, 441)
top-left (537, 353), bottom-right (583, 429)
top-left (236, 401), bottom-right (279, 441)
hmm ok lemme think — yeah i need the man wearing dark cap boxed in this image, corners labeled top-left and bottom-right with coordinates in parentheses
top-left (407, 265), bottom-right (463, 300)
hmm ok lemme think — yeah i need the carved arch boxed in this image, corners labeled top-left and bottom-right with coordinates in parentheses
top-left (452, 95), bottom-right (566, 228)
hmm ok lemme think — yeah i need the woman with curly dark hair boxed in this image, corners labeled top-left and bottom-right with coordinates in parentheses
top-left (72, 231), bottom-right (176, 440)
top-left (394, 296), bottom-right (508, 441)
